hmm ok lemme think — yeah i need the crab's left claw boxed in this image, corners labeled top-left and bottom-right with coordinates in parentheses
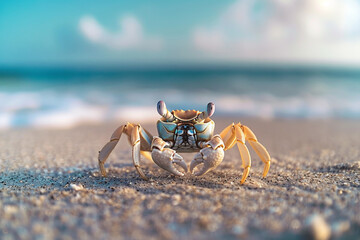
top-left (151, 137), bottom-right (188, 176)
top-left (190, 135), bottom-right (225, 176)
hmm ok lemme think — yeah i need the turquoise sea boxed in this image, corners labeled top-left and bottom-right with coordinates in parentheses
top-left (1, 66), bottom-right (360, 128)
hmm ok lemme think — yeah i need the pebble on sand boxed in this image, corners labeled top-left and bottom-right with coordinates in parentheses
top-left (306, 214), bottom-right (331, 240)
top-left (70, 183), bottom-right (84, 191)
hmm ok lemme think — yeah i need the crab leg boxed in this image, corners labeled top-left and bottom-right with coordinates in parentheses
top-left (131, 125), bottom-right (149, 180)
top-left (98, 125), bottom-right (126, 177)
top-left (220, 123), bottom-right (236, 150)
top-left (234, 124), bottom-right (251, 184)
top-left (98, 123), bottom-right (153, 179)
top-left (241, 125), bottom-right (271, 178)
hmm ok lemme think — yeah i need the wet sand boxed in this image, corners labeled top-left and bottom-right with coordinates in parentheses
top-left (0, 118), bottom-right (359, 239)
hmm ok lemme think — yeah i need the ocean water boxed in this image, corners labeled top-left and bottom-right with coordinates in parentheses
top-left (0, 68), bottom-right (360, 129)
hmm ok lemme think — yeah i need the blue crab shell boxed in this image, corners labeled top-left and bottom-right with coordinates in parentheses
top-left (156, 119), bottom-right (215, 149)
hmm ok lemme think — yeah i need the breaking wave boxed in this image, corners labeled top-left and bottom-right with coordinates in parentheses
top-left (0, 73), bottom-right (359, 129)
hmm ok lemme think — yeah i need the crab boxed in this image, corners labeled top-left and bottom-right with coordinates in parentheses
top-left (98, 101), bottom-right (271, 184)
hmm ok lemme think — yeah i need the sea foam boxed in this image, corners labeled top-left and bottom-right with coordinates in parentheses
top-left (0, 74), bottom-right (359, 129)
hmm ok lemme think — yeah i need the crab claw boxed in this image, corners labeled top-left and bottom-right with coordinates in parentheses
top-left (152, 148), bottom-right (187, 176)
top-left (190, 135), bottom-right (225, 176)
top-left (151, 137), bottom-right (187, 176)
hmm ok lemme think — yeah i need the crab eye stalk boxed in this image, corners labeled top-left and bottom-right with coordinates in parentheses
top-left (207, 102), bottom-right (215, 118)
top-left (157, 100), bottom-right (167, 116)
top-left (196, 102), bottom-right (215, 122)
top-left (157, 100), bottom-right (175, 121)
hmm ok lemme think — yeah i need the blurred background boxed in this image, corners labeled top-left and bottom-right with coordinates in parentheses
top-left (1, 0), bottom-right (360, 129)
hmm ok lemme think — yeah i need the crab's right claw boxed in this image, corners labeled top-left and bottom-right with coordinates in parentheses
top-left (152, 148), bottom-right (187, 176)
top-left (151, 137), bottom-right (188, 176)
top-left (190, 135), bottom-right (225, 176)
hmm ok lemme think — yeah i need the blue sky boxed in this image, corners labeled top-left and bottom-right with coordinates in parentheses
top-left (1, 0), bottom-right (360, 67)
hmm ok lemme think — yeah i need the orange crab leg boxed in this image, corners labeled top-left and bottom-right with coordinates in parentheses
top-left (234, 124), bottom-right (251, 184)
top-left (219, 123), bottom-right (251, 184)
top-left (220, 122), bottom-right (270, 184)
top-left (220, 123), bottom-right (236, 150)
top-left (241, 124), bottom-right (271, 178)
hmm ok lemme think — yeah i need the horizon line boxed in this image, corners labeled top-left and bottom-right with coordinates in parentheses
top-left (1, 62), bottom-right (360, 78)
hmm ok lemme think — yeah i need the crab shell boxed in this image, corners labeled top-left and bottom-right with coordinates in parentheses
top-left (157, 109), bottom-right (215, 152)
top-left (172, 109), bottom-right (200, 121)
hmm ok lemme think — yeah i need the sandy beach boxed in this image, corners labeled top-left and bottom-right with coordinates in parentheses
top-left (0, 118), bottom-right (359, 239)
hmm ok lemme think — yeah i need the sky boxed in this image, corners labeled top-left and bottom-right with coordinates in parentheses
top-left (1, 0), bottom-right (360, 67)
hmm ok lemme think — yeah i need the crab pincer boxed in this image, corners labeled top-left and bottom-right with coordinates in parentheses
top-left (151, 137), bottom-right (188, 176)
top-left (190, 135), bottom-right (225, 176)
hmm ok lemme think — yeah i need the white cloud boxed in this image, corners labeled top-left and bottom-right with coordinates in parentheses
top-left (193, 0), bottom-right (360, 64)
top-left (79, 15), bottom-right (162, 50)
